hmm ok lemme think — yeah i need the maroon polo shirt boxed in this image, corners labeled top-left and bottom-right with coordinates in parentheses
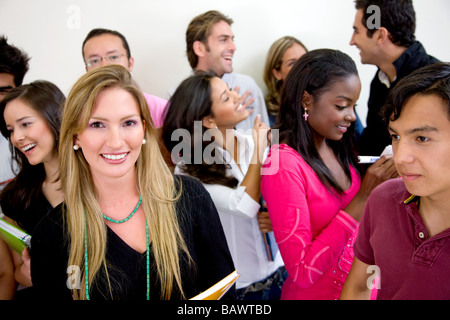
top-left (354, 178), bottom-right (450, 300)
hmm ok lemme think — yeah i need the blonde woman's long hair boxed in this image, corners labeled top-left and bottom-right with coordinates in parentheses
top-left (263, 36), bottom-right (307, 116)
top-left (59, 65), bottom-right (189, 300)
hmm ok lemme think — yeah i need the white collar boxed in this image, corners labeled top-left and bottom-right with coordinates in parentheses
top-left (378, 69), bottom-right (397, 88)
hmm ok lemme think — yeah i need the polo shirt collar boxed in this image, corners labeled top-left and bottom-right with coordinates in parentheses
top-left (404, 194), bottom-right (419, 205)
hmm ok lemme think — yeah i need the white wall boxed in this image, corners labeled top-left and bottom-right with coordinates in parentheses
top-left (1, 0), bottom-right (449, 126)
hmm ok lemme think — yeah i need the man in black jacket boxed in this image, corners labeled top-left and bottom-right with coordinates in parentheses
top-left (350, 0), bottom-right (439, 156)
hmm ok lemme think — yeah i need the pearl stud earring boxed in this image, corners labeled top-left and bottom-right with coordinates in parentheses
top-left (73, 144), bottom-right (80, 151)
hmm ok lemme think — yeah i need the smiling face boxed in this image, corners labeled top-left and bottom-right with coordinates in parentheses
top-left (206, 77), bottom-right (249, 130)
top-left (4, 98), bottom-right (57, 166)
top-left (273, 42), bottom-right (307, 81)
top-left (75, 86), bottom-right (145, 182)
top-left (306, 75), bottom-right (361, 145)
top-left (389, 94), bottom-right (450, 199)
top-left (196, 20), bottom-right (236, 77)
top-left (350, 9), bottom-right (380, 65)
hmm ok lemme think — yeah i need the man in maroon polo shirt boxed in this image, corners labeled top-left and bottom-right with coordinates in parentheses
top-left (341, 63), bottom-right (450, 300)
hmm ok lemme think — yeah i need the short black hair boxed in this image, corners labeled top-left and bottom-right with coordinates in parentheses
top-left (382, 62), bottom-right (450, 124)
top-left (0, 35), bottom-right (30, 86)
top-left (82, 28), bottom-right (131, 60)
top-left (355, 0), bottom-right (416, 47)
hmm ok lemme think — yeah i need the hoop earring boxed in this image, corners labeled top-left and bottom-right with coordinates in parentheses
top-left (73, 144), bottom-right (80, 151)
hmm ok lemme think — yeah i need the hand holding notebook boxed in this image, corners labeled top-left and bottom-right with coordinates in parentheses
top-left (0, 218), bottom-right (31, 254)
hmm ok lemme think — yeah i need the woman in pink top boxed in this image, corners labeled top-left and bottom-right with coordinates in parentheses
top-left (261, 49), bottom-right (398, 300)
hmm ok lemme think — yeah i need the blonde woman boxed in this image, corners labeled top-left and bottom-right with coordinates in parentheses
top-left (263, 36), bottom-right (307, 126)
top-left (30, 65), bottom-right (234, 300)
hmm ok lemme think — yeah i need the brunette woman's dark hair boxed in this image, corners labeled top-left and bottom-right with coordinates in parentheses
top-left (162, 71), bottom-right (238, 188)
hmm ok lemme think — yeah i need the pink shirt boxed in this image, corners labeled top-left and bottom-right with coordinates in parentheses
top-left (143, 93), bottom-right (168, 128)
top-left (261, 144), bottom-right (360, 300)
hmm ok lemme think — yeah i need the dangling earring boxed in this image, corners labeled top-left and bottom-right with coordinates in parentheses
top-left (142, 138), bottom-right (147, 145)
top-left (73, 144), bottom-right (80, 151)
top-left (303, 108), bottom-right (309, 122)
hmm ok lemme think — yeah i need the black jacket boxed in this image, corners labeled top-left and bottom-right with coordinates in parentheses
top-left (358, 41), bottom-right (439, 156)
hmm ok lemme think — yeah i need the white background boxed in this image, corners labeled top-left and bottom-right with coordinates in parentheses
top-left (1, 0), bottom-right (449, 126)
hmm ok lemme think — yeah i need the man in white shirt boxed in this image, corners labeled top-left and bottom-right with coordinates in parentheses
top-left (185, 10), bottom-right (270, 130)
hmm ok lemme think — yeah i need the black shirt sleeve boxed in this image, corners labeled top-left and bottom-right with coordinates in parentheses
top-left (30, 204), bottom-right (72, 299)
top-left (175, 175), bottom-right (236, 299)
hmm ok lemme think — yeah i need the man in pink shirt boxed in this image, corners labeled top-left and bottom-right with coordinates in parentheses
top-left (82, 28), bottom-right (167, 128)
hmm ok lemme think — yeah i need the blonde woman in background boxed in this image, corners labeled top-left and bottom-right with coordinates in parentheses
top-left (263, 36), bottom-right (307, 126)
top-left (30, 65), bottom-right (234, 300)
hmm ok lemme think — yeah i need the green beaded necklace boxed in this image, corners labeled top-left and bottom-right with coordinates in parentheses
top-left (102, 195), bottom-right (142, 223)
top-left (84, 195), bottom-right (150, 300)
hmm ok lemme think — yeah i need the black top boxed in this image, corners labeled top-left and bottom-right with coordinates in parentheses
top-left (30, 175), bottom-right (236, 300)
top-left (358, 41), bottom-right (439, 156)
top-left (1, 189), bottom-right (53, 234)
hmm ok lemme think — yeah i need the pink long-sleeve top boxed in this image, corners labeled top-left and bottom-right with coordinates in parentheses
top-left (261, 144), bottom-right (360, 300)
top-left (143, 93), bottom-right (168, 128)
